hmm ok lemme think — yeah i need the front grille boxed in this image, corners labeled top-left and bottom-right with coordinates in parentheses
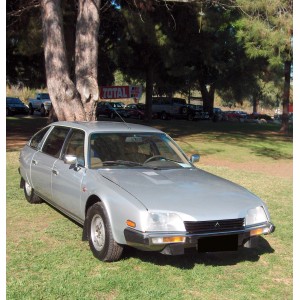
top-left (184, 218), bottom-right (245, 234)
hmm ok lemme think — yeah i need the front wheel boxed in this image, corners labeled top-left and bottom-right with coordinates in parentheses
top-left (23, 179), bottom-right (43, 204)
top-left (29, 104), bottom-right (34, 115)
top-left (40, 106), bottom-right (46, 117)
top-left (87, 202), bottom-right (123, 262)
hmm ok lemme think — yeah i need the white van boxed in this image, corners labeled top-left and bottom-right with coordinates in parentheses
top-left (152, 97), bottom-right (187, 120)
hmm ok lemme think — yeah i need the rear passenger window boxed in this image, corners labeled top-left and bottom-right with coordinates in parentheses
top-left (42, 127), bottom-right (70, 158)
top-left (29, 127), bottom-right (51, 150)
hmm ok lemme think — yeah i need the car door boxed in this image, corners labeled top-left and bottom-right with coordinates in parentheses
top-left (30, 126), bottom-right (71, 201)
top-left (51, 129), bottom-right (85, 219)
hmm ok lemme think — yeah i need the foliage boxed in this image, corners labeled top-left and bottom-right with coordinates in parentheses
top-left (6, 0), bottom-right (292, 121)
top-left (235, 0), bottom-right (292, 66)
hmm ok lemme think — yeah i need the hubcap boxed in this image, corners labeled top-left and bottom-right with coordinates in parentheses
top-left (25, 182), bottom-right (32, 196)
top-left (91, 214), bottom-right (105, 251)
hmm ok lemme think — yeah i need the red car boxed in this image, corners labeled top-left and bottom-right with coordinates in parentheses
top-left (126, 103), bottom-right (146, 120)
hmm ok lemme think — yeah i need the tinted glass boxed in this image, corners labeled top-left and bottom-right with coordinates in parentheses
top-left (6, 97), bottom-right (22, 104)
top-left (29, 127), bottom-right (51, 150)
top-left (41, 93), bottom-right (50, 99)
top-left (42, 127), bottom-right (70, 158)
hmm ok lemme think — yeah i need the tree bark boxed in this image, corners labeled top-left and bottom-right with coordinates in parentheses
top-left (252, 95), bottom-right (258, 113)
top-left (41, 0), bottom-right (101, 121)
top-left (200, 81), bottom-right (215, 117)
top-left (280, 60), bottom-right (291, 134)
top-left (75, 0), bottom-right (101, 121)
top-left (41, 0), bottom-right (86, 121)
top-left (145, 64), bottom-right (154, 122)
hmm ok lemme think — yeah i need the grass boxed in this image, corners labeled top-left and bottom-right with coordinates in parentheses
top-left (6, 117), bottom-right (293, 299)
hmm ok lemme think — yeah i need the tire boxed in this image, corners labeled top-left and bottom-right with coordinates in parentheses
top-left (187, 113), bottom-right (194, 121)
top-left (87, 202), bottom-right (123, 262)
top-left (161, 112), bottom-right (167, 120)
top-left (181, 107), bottom-right (188, 114)
top-left (29, 104), bottom-right (34, 115)
top-left (40, 105), bottom-right (46, 117)
top-left (23, 179), bottom-right (43, 204)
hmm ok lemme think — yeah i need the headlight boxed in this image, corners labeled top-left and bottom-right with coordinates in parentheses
top-left (146, 212), bottom-right (185, 232)
top-left (246, 206), bottom-right (268, 226)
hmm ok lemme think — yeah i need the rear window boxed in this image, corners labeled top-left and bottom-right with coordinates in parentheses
top-left (42, 126), bottom-right (70, 158)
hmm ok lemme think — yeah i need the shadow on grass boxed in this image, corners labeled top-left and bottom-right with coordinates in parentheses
top-left (37, 201), bottom-right (274, 269)
top-left (124, 237), bottom-right (274, 269)
top-left (249, 147), bottom-right (293, 160)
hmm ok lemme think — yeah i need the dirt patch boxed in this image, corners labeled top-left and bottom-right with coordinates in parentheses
top-left (6, 116), bottom-right (48, 151)
top-left (201, 157), bottom-right (293, 179)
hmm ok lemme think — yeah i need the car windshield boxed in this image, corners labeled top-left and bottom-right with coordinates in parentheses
top-left (89, 132), bottom-right (192, 169)
top-left (111, 103), bottom-right (123, 108)
top-left (40, 93), bottom-right (50, 99)
top-left (7, 97), bottom-right (22, 104)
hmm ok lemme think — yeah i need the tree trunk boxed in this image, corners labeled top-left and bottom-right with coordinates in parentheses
top-left (252, 95), bottom-right (258, 113)
top-left (145, 64), bottom-right (154, 122)
top-left (75, 0), bottom-right (101, 121)
top-left (41, 0), bottom-right (101, 121)
top-left (280, 60), bottom-right (291, 134)
top-left (200, 81), bottom-right (215, 117)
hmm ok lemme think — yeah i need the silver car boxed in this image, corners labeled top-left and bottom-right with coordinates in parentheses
top-left (19, 121), bottom-right (275, 262)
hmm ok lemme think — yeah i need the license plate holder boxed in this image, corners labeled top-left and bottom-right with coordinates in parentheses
top-left (198, 235), bottom-right (238, 252)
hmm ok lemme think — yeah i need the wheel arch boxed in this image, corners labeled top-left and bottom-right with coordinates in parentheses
top-left (82, 194), bottom-right (102, 241)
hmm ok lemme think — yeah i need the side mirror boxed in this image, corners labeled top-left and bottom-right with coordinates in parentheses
top-left (64, 155), bottom-right (77, 165)
top-left (190, 154), bottom-right (200, 163)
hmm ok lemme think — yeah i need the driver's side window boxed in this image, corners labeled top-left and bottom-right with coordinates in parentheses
top-left (63, 129), bottom-right (85, 166)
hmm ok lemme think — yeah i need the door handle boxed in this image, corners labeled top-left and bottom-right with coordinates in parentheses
top-left (52, 169), bottom-right (59, 175)
top-left (32, 159), bottom-right (38, 165)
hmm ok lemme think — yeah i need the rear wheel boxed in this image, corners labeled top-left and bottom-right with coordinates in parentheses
top-left (87, 202), bottom-right (123, 262)
top-left (23, 179), bottom-right (43, 204)
top-left (187, 113), bottom-right (194, 121)
top-left (161, 112), bottom-right (167, 120)
top-left (29, 104), bottom-right (34, 115)
top-left (40, 105), bottom-right (46, 117)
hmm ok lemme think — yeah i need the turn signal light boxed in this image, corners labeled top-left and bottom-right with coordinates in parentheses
top-left (250, 228), bottom-right (263, 236)
top-left (151, 236), bottom-right (186, 244)
top-left (126, 220), bottom-right (136, 228)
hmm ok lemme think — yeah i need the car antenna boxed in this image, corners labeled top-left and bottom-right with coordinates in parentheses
top-left (114, 108), bottom-right (131, 130)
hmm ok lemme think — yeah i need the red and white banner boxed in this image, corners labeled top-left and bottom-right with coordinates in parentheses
top-left (100, 86), bottom-right (142, 99)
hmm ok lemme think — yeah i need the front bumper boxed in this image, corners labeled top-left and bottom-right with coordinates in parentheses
top-left (124, 222), bottom-right (275, 254)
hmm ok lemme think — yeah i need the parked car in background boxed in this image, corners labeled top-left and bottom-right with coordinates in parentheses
top-left (213, 107), bottom-right (226, 121)
top-left (96, 101), bottom-right (129, 119)
top-left (179, 104), bottom-right (209, 121)
top-left (126, 103), bottom-right (146, 120)
top-left (152, 97), bottom-right (187, 120)
top-left (6, 97), bottom-right (29, 116)
top-left (28, 93), bottom-right (52, 116)
top-left (19, 121), bottom-right (275, 262)
top-left (248, 113), bottom-right (273, 122)
top-left (224, 110), bottom-right (248, 121)
top-left (115, 102), bottom-right (126, 108)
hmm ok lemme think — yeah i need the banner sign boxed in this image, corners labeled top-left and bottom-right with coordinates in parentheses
top-left (100, 86), bottom-right (142, 99)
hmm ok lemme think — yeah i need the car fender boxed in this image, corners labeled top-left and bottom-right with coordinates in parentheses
top-left (82, 170), bottom-right (148, 245)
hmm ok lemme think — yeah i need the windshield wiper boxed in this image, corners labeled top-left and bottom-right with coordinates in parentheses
top-left (102, 160), bottom-right (142, 167)
top-left (102, 160), bottom-right (161, 169)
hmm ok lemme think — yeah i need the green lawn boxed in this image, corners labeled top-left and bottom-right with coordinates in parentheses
top-left (6, 118), bottom-right (293, 299)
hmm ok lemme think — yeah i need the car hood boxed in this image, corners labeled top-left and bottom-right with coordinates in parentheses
top-left (98, 168), bottom-right (263, 221)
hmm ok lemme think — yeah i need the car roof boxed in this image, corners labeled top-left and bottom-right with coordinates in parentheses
top-left (51, 121), bottom-right (163, 134)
